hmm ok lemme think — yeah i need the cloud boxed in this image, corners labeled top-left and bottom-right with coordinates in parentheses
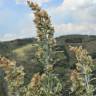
top-left (57, 0), bottom-right (96, 10)
top-left (1, 30), bottom-right (35, 41)
top-left (16, 0), bottom-right (50, 5)
top-left (1, 23), bottom-right (96, 41)
top-left (55, 23), bottom-right (96, 36)
top-left (0, 27), bottom-right (36, 41)
top-left (0, 11), bottom-right (36, 41)
top-left (33, 0), bottom-right (50, 4)
top-left (1, 0), bottom-right (96, 41)
top-left (48, 0), bottom-right (96, 24)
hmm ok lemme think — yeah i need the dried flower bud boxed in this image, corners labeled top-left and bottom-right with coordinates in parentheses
top-left (36, 10), bottom-right (48, 17)
top-left (27, 1), bottom-right (40, 11)
top-left (31, 73), bottom-right (41, 87)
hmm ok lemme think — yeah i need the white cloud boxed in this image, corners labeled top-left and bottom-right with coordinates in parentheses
top-left (33, 0), bottom-right (50, 4)
top-left (0, 11), bottom-right (36, 41)
top-left (55, 23), bottom-right (96, 36)
top-left (1, 23), bottom-right (96, 41)
top-left (16, 0), bottom-right (50, 5)
top-left (57, 0), bottom-right (96, 10)
top-left (1, 0), bottom-right (96, 41)
top-left (0, 26), bottom-right (36, 41)
top-left (47, 0), bottom-right (96, 24)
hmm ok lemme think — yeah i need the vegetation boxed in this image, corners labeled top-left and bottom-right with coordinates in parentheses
top-left (0, 0), bottom-right (96, 96)
top-left (70, 46), bottom-right (96, 96)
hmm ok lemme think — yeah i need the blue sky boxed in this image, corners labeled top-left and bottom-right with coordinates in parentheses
top-left (0, 0), bottom-right (96, 41)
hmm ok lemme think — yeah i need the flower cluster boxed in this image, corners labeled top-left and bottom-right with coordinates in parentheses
top-left (27, 0), bottom-right (55, 45)
top-left (27, 0), bottom-right (56, 66)
top-left (27, 1), bottom-right (62, 96)
top-left (26, 72), bottom-right (62, 96)
top-left (0, 56), bottom-right (15, 71)
top-left (0, 1), bottom-right (95, 96)
top-left (0, 56), bottom-right (25, 96)
top-left (70, 46), bottom-right (95, 96)
top-left (25, 73), bottom-right (43, 96)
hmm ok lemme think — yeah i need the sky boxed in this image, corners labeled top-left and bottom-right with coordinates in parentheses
top-left (0, 0), bottom-right (96, 41)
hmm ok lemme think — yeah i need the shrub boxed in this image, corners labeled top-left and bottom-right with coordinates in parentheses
top-left (70, 46), bottom-right (96, 96)
top-left (0, 1), bottom-right (95, 96)
top-left (25, 1), bottom-right (62, 96)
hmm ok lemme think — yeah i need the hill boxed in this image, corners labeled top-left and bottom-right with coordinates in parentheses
top-left (0, 35), bottom-right (96, 79)
top-left (0, 35), bottom-right (96, 95)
